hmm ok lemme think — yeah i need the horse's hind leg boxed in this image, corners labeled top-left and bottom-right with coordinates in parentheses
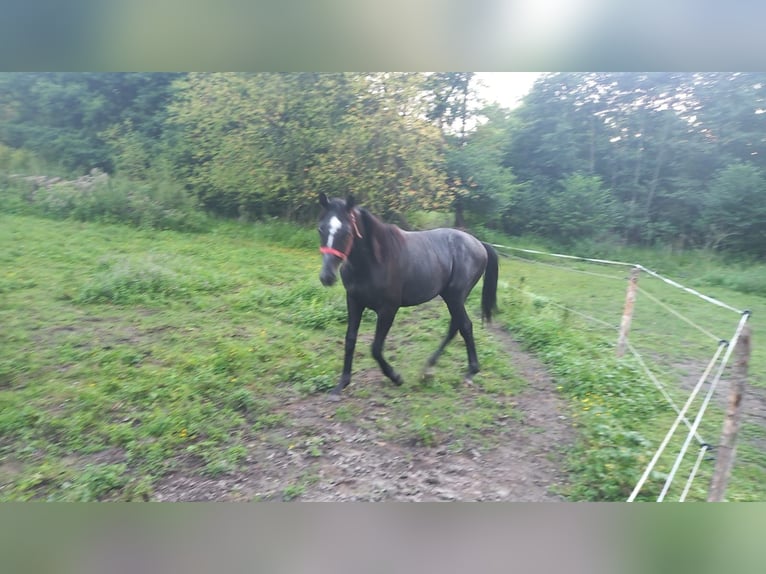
top-left (446, 297), bottom-right (480, 385)
top-left (423, 315), bottom-right (459, 380)
top-left (371, 307), bottom-right (404, 386)
top-left (460, 313), bottom-right (480, 385)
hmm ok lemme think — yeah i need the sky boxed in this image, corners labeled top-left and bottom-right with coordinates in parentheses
top-left (474, 72), bottom-right (543, 110)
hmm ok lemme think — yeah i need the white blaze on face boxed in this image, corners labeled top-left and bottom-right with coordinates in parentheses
top-left (327, 215), bottom-right (342, 248)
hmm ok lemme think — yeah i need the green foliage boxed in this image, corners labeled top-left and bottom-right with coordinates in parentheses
top-left (504, 72), bottom-right (766, 256)
top-left (5, 72), bottom-right (766, 260)
top-left (446, 106), bottom-right (519, 226)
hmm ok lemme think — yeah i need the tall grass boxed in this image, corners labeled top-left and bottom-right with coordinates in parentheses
top-left (700, 265), bottom-right (766, 297)
top-left (1, 170), bottom-right (208, 232)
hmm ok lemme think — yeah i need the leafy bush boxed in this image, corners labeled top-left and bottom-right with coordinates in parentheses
top-left (28, 173), bottom-right (208, 232)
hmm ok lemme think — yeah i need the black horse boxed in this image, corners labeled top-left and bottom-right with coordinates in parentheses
top-left (317, 193), bottom-right (499, 399)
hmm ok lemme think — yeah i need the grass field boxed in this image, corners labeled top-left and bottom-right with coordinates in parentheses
top-left (1, 213), bottom-right (764, 501)
top-left (0, 214), bottom-right (528, 500)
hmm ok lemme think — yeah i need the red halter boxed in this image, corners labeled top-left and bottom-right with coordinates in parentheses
top-left (319, 210), bottom-right (362, 261)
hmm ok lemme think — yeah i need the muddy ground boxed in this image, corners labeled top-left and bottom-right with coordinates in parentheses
top-left (154, 324), bottom-right (574, 502)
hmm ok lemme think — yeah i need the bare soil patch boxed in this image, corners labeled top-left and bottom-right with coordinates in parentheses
top-left (154, 323), bottom-right (574, 501)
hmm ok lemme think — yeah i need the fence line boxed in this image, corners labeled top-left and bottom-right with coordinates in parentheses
top-left (636, 286), bottom-right (723, 343)
top-left (490, 244), bottom-right (637, 268)
top-left (503, 252), bottom-right (625, 281)
top-left (503, 251), bottom-right (724, 350)
top-left (656, 311), bottom-right (751, 501)
top-left (679, 444), bottom-right (711, 501)
top-left (507, 281), bottom-right (711, 445)
top-left (625, 341), bottom-right (706, 444)
top-left (491, 242), bottom-right (745, 314)
top-left (635, 265), bottom-right (744, 315)
top-left (626, 341), bottom-right (727, 502)
top-left (491, 241), bottom-right (750, 502)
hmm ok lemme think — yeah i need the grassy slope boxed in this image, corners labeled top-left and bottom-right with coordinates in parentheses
top-left (1, 213), bottom-right (763, 501)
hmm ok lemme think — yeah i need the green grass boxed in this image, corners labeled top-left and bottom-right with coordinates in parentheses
top-left (0, 213), bottom-right (525, 500)
top-left (1, 212), bottom-right (763, 501)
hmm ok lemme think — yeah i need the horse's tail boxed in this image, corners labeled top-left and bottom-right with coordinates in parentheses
top-left (481, 242), bottom-right (499, 323)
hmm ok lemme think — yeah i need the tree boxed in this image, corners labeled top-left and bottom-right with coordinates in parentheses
top-left (307, 73), bottom-right (450, 221)
top-left (444, 104), bottom-right (519, 229)
top-left (165, 73), bottom-right (450, 221)
top-left (0, 73), bottom-right (182, 174)
top-left (704, 162), bottom-right (766, 256)
top-left (543, 173), bottom-right (618, 244)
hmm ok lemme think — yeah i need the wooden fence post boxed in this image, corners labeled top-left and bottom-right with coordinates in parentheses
top-left (707, 323), bottom-right (751, 502)
top-left (616, 266), bottom-right (640, 357)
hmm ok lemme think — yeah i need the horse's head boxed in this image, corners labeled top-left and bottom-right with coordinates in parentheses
top-left (317, 193), bottom-right (362, 286)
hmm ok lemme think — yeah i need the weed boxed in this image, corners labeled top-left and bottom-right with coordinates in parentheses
top-left (63, 463), bottom-right (130, 502)
top-left (295, 374), bottom-right (336, 395)
top-left (303, 436), bottom-right (325, 458)
top-left (25, 173), bottom-right (209, 232)
top-left (252, 412), bottom-right (287, 431)
top-left (333, 405), bottom-right (358, 423)
top-left (281, 483), bottom-right (306, 501)
top-left (227, 388), bottom-right (256, 413)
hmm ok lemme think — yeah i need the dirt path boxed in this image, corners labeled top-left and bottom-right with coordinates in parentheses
top-left (155, 323), bottom-right (574, 501)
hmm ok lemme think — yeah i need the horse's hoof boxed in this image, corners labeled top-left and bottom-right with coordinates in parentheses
top-left (421, 366), bottom-right (435, 382)
top-left (463, 376), bottom-right (474, 386)
top-left (393, 375), bottom-right (404, 386)
top-left (327, 392), bottom-right (342, 402)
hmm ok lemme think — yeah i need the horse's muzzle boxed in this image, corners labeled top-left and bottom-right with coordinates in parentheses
top-left (320, 271), bottom-right (337, 287)
top-left (319, 254), bottom-right (341, 286)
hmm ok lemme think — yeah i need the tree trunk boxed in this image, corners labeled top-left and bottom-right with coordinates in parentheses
top-left (454, 202), bottom-right (466, 229)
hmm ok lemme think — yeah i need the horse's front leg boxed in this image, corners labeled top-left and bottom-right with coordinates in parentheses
top-left (371, 306), bottom-right (403, 386)
top-left (329, 295), bottom-right (364, 401)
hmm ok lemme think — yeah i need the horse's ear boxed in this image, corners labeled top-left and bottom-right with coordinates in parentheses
top-left (319, 193), bottom-right (329, 208)
top-left (345, 194), bottom-right (356, 211)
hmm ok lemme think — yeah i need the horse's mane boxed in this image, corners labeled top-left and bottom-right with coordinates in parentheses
top-left (358, 207), bottom-right (405, 263)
